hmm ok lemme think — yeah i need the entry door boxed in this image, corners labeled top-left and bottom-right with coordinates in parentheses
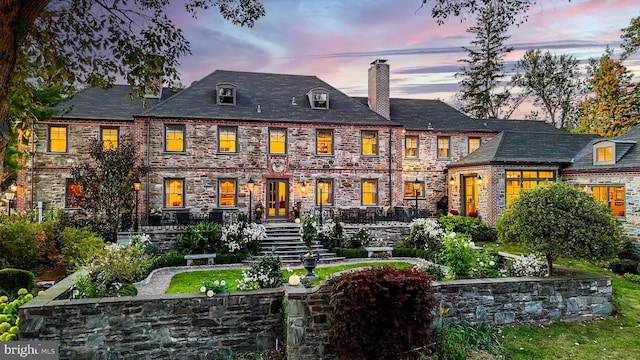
top-left (463, 176), bottom-right (479, 216)
top-left (267, 179), bottom-right (289, 219)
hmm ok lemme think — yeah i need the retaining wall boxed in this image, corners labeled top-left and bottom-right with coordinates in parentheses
top-left (20, 266), bottom-right (611, 360)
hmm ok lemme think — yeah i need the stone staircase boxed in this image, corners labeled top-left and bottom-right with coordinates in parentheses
top-left (255, 222), bottom-right (344, 264)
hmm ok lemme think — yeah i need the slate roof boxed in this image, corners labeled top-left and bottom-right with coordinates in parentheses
top-left (477, 118), bottom-right (563, 134)
top-left (564, 125), bottom-right (640, 172)
top-left (142, 70), bottom-right (397, 126)
top-left (353, 97), bottom-right (490, 132)
top-left (54, 85), bottom-right (178, 121)
top-left (450, 131), bottom-right (599, 168)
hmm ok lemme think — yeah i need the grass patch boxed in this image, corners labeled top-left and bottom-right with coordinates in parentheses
top-left (166, 261), bottom-right (414, 294)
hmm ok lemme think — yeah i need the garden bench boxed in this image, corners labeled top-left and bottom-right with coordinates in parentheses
top-left (364, 246), bottom-right (393, 258)
top-left (184, 253), bottom-right (217, 266)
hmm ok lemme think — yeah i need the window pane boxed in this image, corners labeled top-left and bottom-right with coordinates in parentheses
top-left (313, 92), bottom-right (327, 108)
top-left (102, 128), bottom-right (118, 150)
top-left (165, 125), bottom-right (184, 152)
top-left (317, 180), bottom-right (333, 205)
top-left (362, 132), bottom-right (377, 155)
top-left (590, 185), bottom-right (625, 217)
top-left (596, 147), bottom-right (613, 162)
top-left (437, 137), bottom-right (449, 158)
top-left (219, 87), bottom-right (234, 104)
top-left (269, 129), bottom-right (286, 154)
top-left (219, 127), bottom-right (237, 153)
top-left (49, 126), bottom-right (67, 152)
top-left (66, 181), bottom-right (84, 208)
top-left (405, 136), bottom-right (418, 158)
top-left (404, 181), bottom-right (423, 197)
top-left (317, 130), bottom-right (333, 155)
top-left (219, 180), bottom-right (236, 207)
top-left (468, 137), bottom-right (481, 154)
top-left (505, 170), bottom-right (556, 205)
top-left (165, 179), bottom-right (184, 207)
top-left (362, 180), bottom-right (378, 205)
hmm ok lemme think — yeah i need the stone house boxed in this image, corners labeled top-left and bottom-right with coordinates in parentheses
top-left (19, 59), bottom-right (640, 243)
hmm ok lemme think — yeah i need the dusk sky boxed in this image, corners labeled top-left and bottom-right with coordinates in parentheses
top-left (170, 0), bottom-right (640, 118)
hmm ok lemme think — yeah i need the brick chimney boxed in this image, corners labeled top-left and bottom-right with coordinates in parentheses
top-left (368, 59), bottom-right (390, 120)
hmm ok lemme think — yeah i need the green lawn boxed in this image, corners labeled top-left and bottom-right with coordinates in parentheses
top-left (165, 261), bottom-right (414, 294)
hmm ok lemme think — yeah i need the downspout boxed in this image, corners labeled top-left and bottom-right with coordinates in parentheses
top-left (145, 117), bottom-right (150, 224)
top-left (388, 126), bottom-right (393, 207)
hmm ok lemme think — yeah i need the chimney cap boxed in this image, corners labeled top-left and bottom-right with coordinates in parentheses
top-left (371, 59), bottom-right (388, 65)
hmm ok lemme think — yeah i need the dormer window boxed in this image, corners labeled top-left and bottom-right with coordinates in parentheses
top-left (216, 83), bottom-right (236, 105)
top-left (308, 88), bottom-right (329, 109)
top-left (593, 141), bottom-right (615, 165)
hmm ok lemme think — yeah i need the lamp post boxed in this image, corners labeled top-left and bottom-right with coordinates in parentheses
top-left (133, 178), bottom-right (141, 232)
top-left (247, 178), bottom-right (255, 224)
top-left (5, 184), bottom-right (16, 217)
top-left (414, 178), bottom-right (420, 219)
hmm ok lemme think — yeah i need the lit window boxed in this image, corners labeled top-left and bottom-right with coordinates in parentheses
top-left (218, 127), bottom-right (237, 153)
top-left (65, 180), bottom-right (84, 208)
top-left (165, 179), bottom-right (184, 207)
top-left (219, 179), bottom-right (237, 207)
top-left (595, 146), bottom-right (614, 164)
top-left (404, 181), bottom-right (423, 198)
top-left (362, 180), bottom-right (378, 206)
top-left (269, 128), bottom-right (287, 154)
top-left (505, 170), bottom-right (555, 205)
top-left (317, 130), bottom-right (333, 155)
top-left (404, 136), bottom-right (418, 158)
top-left (309, 88), bottom-right (329, 109)
top-left (49, 126), bottom-right (67, 152)
top-left (587, 185), bottom-right (625, 217)
top-left (362, 131), bottom-right (378, 156)
top-left (217, 85), bottom-right (236, 105)
top-left (468, 137), bottom-right (481, 154)
top-left (316, 179), bottom-right (333, 206)
top-left (437, 136), bottom-right (450, 159)
top-left (165, 125), bottom-right (185, 152)
top-left (101, 127), bottom-right (119, 150)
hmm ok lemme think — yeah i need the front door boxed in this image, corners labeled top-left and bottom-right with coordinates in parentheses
top-left (267, 179), bottom-right (289, 219)
top-left (463, 176), bottom-right (479, 216)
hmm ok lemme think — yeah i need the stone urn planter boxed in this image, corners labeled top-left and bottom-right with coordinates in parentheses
top-left (300, 253), bottom-right (320, 277)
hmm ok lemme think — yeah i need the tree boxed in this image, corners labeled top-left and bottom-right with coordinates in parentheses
top-left (456, 3), bottom-right (516, 119)
top-left (512, 49), bottom-right (586, 129)
top-left (496, 182), bottom-right (624, 276)
top-left (574, 49), bottom-right (640, 136)
top-left (420, 0), bottom-right (559, 25)
top-left (71, 138), bottom-right (147, 242)
top-left (621, 15), bottom-right (640, 60)
top-left (0, 1), bottom-right (265, 179)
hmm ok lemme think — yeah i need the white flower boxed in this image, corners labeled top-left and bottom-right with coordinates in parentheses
top-left (220, 280), bottom-right (226, 286)
top-left (489, 260), bottom-right (495, 266)
top-left (214, 280), bottom-right (220, 286)
top-left (207, 290), bottom-right (214, 297)
top-left (200, 286), bottom-right (206, 293)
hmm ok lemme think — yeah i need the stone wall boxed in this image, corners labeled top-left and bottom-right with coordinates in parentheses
top-left (19, 274), bottom-right (285, 360)
top-left (20, 266), bottom-right (611, 360)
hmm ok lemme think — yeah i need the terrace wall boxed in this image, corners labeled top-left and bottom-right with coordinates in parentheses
top-left (20, 268), bottom-right (611, 360)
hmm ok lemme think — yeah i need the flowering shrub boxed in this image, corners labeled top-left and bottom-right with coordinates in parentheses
top-left (0, 288), bottom-right (35, 341)
top-left (220, 222), bottom-right (265, 254)
top-left (73, 240), bottom-right (154, 298)
top-left (508, 253), bottom-right (547, 277)
top-left (150, 207), bottom-right (162, 216)
top-left (402, 218), bottom-right (445, 252)
top-left (441, 232), bottom-right (502, 280)
top-left (301, 214), bottom-right (319, 250)
top-left (200, 279), bottom-right (229, 296)
top-left (236, 252), bottom-right (285, 290)
top-left (437, 214), bottom-right (497, 243)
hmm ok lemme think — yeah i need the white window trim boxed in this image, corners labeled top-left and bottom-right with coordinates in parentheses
top-left (593, 141), bottom-right (615, 165)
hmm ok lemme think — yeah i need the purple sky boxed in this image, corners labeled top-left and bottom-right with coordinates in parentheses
top-left (170, 0), bottom-right (640, 118)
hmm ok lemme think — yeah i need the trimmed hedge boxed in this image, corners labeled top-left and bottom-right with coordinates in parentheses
top-left (332, 247), bottom-right (367, 259)
top-left (0, 268), bottom-right (34, 297)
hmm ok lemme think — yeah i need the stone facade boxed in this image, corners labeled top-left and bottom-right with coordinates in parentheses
top-left (21, 267), bottom-right (611, 360)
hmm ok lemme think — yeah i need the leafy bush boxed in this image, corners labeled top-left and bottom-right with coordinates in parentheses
top-left (401, 218), bottom-right (445, 253)
top-left (413, 258), bottom-right (446, 281)
top-left (220, 221), bottom-right (264, 255)
top-left (73, 240), bottom-right (153, 298)
top-left (623, 273), bottom-right (640, 284)
top-left (173, 222), bottom-right (221, 254)
top-left (331, 247), bottom-right (367, 259)
top-left (301, 214), bottom-right (319, 250)
top-left (0, 217), bottom-right (46, 271)
top-left (392, 247), bottom-right (417, 257)
top-left (437, 215), bottom-right (497, 243)
top-left (236, 252), bottom-right (284, 290)
top-left (608, 259), bottom-right (639, 275)
top-left (441, 233), bottom-right (502, 280)
top-left (329, 266), bottom-right (438, 359)
top-left (59, 227), bottom-right (105, 271)
top-left (317, 215), bottom-right (346, 249)
top-left (151, 250), bottom-right (185, 269)
top-left (0, 269), bottom-right (34, 298)
top-left (497, 182), bottom-right (625, 275)
top-left (349, 229), bottom-right (374, 248)
top-left (0, 288), bottom-right (35, 341)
